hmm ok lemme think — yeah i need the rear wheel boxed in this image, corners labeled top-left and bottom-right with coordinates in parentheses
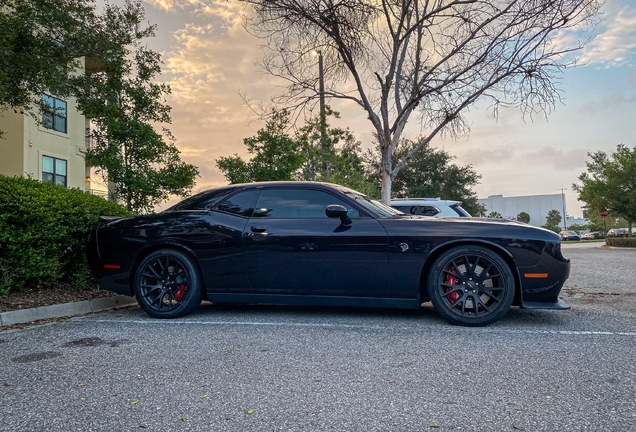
top-left (134, 249), bottom-right (202, 319)
top-left (427, 246), bottom-right (515, 326)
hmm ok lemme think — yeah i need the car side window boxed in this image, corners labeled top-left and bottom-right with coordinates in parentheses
top-left (394, 205), bottom-right (416, 215)
top-left (213, 191), bottom-right (257, 217)
top-left (252, 189), bottom-right (360, 218)
top-left (419, 206), bottom-right (440, 217)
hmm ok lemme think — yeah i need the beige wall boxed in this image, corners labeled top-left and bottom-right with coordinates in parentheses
top-left (23, 93), bottom-right (87, 189)
top-left (0, 63), bottom-right (87, 189)
top-left (0, 111), bottom-right (25, 178)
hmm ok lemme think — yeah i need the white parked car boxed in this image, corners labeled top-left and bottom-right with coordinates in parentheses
top-left (390, 198), bottom-right (472, 217)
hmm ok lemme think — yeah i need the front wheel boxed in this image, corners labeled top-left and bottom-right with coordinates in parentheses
top-left (427, 246), bottom-right (515, 326)
top-left (134, 249), bottom-right (202, 319)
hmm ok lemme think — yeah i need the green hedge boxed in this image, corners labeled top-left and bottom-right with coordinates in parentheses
top-left (0, 174), bottom-right (131, 295)
top-left (605, 237), bottom-right (636, 247)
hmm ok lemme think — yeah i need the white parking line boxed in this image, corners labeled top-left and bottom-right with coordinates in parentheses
top-left (92, 319), bottom-right (636, 336)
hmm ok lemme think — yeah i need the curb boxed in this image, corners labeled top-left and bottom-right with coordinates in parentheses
top-left (0, 295), bottom-right (138, 327)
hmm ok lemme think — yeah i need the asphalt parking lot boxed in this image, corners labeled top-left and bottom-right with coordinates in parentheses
top-left (1, 244), bottom-right (635, 432)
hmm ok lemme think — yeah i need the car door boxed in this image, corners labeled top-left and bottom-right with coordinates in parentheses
top-left (242, 187), bottom-right (389, 297)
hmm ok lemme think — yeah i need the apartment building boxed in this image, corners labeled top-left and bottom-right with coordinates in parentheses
top-left (0, 57), bottom-right (107, 195)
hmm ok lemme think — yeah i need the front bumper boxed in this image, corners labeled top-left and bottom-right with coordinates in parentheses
top-left (517, 241), bottom-right (571, 309)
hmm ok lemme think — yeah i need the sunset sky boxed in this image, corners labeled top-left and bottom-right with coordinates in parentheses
top-left (127, 0), bottom-right (635, 217)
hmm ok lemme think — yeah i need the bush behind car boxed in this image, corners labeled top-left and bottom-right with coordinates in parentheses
top-left (0, 174), bottom-right (131, 295)
top-left (605, 237), bottom-right (636, 248)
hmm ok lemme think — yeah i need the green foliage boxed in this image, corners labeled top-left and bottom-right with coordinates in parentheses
top-left (517, 212), bottom-right (531, 224)
top-left (605, 237), bottom-right (636, 248)
top-left (71, 1), bottom-right (198, 214)
top-left (297, 108), bottom-right (377, 196)
top-left (574, 144), bottom-right (636, 237)
top-left (381, 140), bottom-right (483, 214)
top-left (0, 0), bottom-right (95, 123)
top-left (216, 108), bottom-right (377, 195)
top-left (0, 174), bottom-right (131, 295)
top-left (217, 110), bottom-right (304, 183)
top-left (545, 209), bottom-right (562, 227)
top-left (486, 211), bottom-right (503, 219)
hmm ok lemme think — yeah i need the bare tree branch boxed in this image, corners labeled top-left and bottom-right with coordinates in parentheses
top-left (241, 0), bottom-right (601, 202)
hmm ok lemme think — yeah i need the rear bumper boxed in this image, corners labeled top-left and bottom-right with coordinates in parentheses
top-left (87, 230), bottom-right (134, 296)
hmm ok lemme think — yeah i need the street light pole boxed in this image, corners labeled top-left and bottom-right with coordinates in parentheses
top-left (313, 50), bottom-right (327, 178)
top-left (558, 188), bottom-right (567, 230)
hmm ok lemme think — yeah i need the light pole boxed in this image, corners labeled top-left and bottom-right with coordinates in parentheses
top-left (312, 50), bottom-right (327, 178)
top-left (558, 188), bottom-right (567, 230)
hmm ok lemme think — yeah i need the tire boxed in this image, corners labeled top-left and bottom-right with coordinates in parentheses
top-left (134, 249), bottom-right (202, 319)
top-left (427, 245), bottom-right (515, 327)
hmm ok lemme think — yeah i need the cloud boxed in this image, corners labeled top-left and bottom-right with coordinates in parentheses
top-left (143, 0), bottom-right (212, 12)
top-left (579, 4), bottom-right (636, 67)
top-left (156, 7), bottom-right (272, 190)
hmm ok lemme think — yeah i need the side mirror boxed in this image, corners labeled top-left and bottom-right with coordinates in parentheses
top-left (326, 204), bottom-right (352, 226)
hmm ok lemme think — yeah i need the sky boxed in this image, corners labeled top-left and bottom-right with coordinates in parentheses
top-left (127, 0), bottom-right (635, 217)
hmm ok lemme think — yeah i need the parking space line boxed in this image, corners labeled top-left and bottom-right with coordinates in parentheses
top-left (91, 319), bottom-right (636, 336)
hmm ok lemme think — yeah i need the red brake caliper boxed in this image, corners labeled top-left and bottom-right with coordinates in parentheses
top-left (175, 283), bottom-right (188, 301)
top-left (445, 267), bottom-right (458, 304)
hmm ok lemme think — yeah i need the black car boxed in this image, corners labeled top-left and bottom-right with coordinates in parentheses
top-left (559, 230), bottom-right (581, 241)
top-left (87, 182), bottom-right (570, 326)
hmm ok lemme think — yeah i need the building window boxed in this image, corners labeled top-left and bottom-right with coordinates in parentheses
top-left (42, 94), bottom-right (67, 133)
top-left (42, 156), bottom-right (67, 186)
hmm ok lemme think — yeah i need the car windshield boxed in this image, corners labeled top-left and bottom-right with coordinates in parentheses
top-left (339, 189), bottom-right (403, 217)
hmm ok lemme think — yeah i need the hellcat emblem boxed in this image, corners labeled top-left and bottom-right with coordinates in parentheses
top-left (399, 243), bottom-right (409, 252)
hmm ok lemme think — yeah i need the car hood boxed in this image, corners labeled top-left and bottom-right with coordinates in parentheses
top-left (381, 215), bottom-right (560, 242)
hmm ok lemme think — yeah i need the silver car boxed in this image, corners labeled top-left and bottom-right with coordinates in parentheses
top-left (391, 198), bottom-right (472, 217)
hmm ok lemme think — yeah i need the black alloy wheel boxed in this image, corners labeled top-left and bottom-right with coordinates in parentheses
top-left (134, 249), bottom-right (202, 319)
top-left (427, 246), bottom-right (515, 326)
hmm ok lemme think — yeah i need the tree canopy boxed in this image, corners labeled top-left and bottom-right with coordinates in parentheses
top-left (71, 1), bottom-right (198, 214)
top-left (543, 209), bottom-right (562, 232)
top-left (517, 212), bottom-right (531, 224)
top-left (574, 144), bottom-right (636, 236)
top-left (216, 109), bottom-right (377, 196)
top-left (365, 140), bottom-right (485, 215)
top-left (216, 109), bottom-right (304, 184)
top-left (1, 0), bottom-right (198, 213)
top-left (0, 0), bottom-right (97, 127)
top-left (242, 0), bottom-right (601, 202)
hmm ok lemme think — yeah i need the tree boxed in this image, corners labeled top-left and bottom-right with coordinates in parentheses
top-left (364, 139), bottom-right (484, 214)
top-left (297, 108), bottom-right (377, 196)
top-left (542, 209), bottom-right (562, 232)
top-left (217, 109), bottom-right (304, 183)
top-left (217, 109), bottom-right (377, 195)
top-left (0, 0), bottom-right (97, 134)
top-left (487, 211), bottom-right (503, 219)
top-left (72, 2), bottom-right (198, 214)
top-left (517, 212), bottom-right (531, 224)
top-left (242, 0), bottom-right (600, 203)
top-left (573, 144), bottom-right (636, 237)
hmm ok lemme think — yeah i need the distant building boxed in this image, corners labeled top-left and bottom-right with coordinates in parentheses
top-left (478, 193), bottom-right (588, 229)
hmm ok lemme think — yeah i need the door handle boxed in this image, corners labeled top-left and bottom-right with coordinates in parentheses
top-left (250, 225), bottom-right (267, 233)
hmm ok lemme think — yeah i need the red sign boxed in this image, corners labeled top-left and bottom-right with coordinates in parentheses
top-left (600, 210), bottom-right (608, 218)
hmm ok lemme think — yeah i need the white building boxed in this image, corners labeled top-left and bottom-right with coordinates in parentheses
top-left (478, 193), bottom-right (588, 228)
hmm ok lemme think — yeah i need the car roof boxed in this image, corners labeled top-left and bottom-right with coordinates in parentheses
top-left (390, 198), bottom-right (462, 206)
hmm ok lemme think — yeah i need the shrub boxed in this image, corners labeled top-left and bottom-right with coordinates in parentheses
top-left (0, 174), bottom-right (131, 295)
top-left (605, 237), bottom-right (636, 248)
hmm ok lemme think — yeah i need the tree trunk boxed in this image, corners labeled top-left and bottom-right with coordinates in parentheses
top-left (381, 169), bottom-right (392, 204)
top-left (629, 220), bottom-right (633, 237)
